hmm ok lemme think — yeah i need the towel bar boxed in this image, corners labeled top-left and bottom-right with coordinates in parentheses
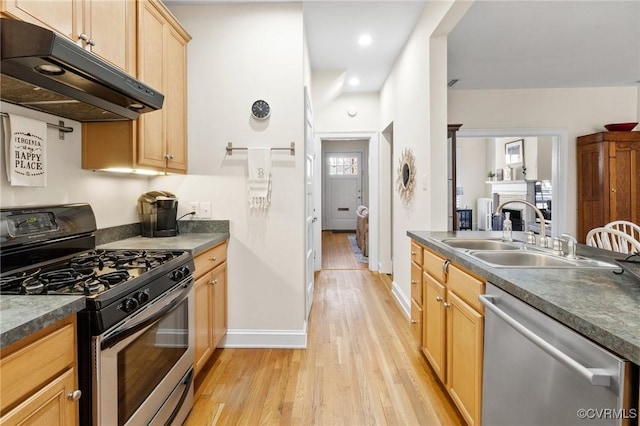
top-left (226, 142), bottom-right (295, 156)
top-left (0, 112), bottom-right (73, 133)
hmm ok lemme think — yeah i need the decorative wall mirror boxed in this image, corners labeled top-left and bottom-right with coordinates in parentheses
top-left (396, 148), bottom-right (416, 204)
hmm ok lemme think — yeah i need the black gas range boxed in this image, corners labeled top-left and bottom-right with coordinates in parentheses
top-left (1, 203), bottom-right (196, 425)
top-left (0, 204), bottom-right (194, 334)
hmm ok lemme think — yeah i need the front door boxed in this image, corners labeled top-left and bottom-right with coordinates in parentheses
top-left (323, 151), bottom-right (363, 230)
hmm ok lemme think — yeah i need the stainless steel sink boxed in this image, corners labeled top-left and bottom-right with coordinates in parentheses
top-left (467, 250), bottom-right (618, 269)
top-left (440, 239), bottom-right (522, 251)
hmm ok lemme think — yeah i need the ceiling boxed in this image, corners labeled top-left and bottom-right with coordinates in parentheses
top-left (303, 0), bottom-right (640, 92)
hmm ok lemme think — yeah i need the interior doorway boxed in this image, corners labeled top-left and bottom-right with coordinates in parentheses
top-left (314, 132), bottom-right (380, 272)
top-left (456, 128), bottom-right (569, 236)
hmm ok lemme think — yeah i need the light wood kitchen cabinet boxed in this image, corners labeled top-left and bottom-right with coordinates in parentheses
top-left (0, 0), bottom-right (135, 74)
top-left (0, 316), bottom-right (80, 426)
top-left (577, 131), bottom-right (640, 243)
top-left (82, 0), bottom-right (190, 174)
top-left (413, 240), bottom-right (485, 426)
top-left (410, 241), bottom-right (424, 343)
top-left (194, 241), bottom-right (228, 376)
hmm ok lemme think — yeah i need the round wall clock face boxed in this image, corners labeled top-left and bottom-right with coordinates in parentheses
top-left (251, 99), bottom-right (270, 120)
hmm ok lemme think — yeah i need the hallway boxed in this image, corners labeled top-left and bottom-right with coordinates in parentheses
top-left (185, 233), bottom-right (462, 425)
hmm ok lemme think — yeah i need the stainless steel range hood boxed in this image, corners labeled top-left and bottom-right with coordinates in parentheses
top-left (0, 18), bottom-right (164, 122)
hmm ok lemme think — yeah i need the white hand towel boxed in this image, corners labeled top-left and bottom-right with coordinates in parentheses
top-left (247, 147), bottom-right (272, 209)
top-left (3, 113), bottom-right (47, 187)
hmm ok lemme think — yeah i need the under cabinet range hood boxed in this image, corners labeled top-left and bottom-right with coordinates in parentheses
top-left (0, 18), bottom-right (164, 121)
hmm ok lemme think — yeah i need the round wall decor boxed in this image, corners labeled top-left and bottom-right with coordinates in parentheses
top-left (396, 147), bottom-right (416, 204)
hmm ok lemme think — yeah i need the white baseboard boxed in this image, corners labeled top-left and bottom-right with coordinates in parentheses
top-left (222, 328), bottom-right (308, 348)
top-left (391, 279), bottom-right (411, 318)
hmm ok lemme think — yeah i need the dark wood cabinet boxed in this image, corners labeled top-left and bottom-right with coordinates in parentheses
top-left (576, 131), bottom-right (640, 242)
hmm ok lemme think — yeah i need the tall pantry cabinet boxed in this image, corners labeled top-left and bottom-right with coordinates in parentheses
top-left (576, 131), bottom-right (640, 243)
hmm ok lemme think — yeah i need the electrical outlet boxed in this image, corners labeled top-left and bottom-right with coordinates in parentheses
top-left (189, 202), bottom-right (200, 219)
top-left (200, 202), bottom-right (212, 219)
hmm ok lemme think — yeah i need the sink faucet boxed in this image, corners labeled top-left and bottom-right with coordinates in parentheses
top-left (494, 200), bottom-right (548, 248)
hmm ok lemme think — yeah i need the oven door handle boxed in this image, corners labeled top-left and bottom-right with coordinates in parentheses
top-left (101, 279), bottom-right (193, 350)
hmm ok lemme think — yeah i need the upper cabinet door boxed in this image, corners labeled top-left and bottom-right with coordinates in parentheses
top-left (83, 0), bottom-right (135, 74)
top-left (2, 0), bottom-right (81, 42)
top-left (164, 25), bottom-right (188, 172)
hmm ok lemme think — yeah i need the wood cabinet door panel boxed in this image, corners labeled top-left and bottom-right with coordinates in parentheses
top-left (577, 142), bottom-right (607, 242)
top-left (0, 368), bottom-right (78, 426)
top-left (422, 273), bottom-right (446, 383)
top-left (410, 262), bottom-right (423, 305)
top-left (137, 1), bottom-right (166, 169)
top-left (212, 263), bottom-right (227, 347)
top-left (84, 0), bottom-right (135, 73)
top-left (194, 272), bottom-right (213, 375)
top-left (164, 26), bottom-right (188, 172)
top-left (422, 247), bottom-right (446, 282)
top-left (446, 291), bottom-right (483, 426)
top-left (410, 298), bottom-right (423, 344)
top-left (610, 143), bottom-right (640, 223)
top-left (2, 0), bottom-right (79, 41)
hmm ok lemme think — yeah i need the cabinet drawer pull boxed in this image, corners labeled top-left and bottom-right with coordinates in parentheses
top-left (442, 260), bottom-right (450, 275)
top-left (68, 390), bottom-right (82, 401)
top-left (210, 279), bottom-right (218, 285)
top-left (436, 296), bottom-right (443, 302)
top-left (443, 302), bottom-right (451, 308)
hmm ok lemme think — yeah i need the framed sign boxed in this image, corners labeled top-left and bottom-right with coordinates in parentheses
top-left (505, 139), bottom-right (524, 165)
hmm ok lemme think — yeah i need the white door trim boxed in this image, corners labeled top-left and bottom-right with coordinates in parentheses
top-left (315, 131), bottom-right (379, 272)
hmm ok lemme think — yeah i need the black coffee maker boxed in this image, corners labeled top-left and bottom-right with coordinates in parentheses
top-left (137, 191), bottom-right (178, 237)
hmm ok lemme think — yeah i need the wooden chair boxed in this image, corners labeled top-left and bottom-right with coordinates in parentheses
top-left (586, 227), bottom-right (640, 254)
top-left (604, 220), bottom-right (640, 244)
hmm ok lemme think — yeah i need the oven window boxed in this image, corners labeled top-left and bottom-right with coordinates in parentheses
top-left (117, 299), bottom-right (188, 425)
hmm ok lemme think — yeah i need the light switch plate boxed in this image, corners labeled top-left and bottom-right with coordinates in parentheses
top-left (200, 202), bottom-right (212, 219)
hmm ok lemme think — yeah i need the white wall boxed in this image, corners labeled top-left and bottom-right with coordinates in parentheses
top-left (456, 137), bottom-right (488, 228)
top-left (0, 101), bottom-right (149, 228)
top-left (166, 3), bottom-right (306, 346)
top-left (379, 0), bottom-right (471, 313)
top-left (448, 86), bottom-right (638, 235)
top-left (313, 90), bottom-right (380, 133)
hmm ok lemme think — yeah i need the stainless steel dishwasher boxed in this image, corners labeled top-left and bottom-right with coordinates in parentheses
top-left (480, 283), bottom-right (638, 426)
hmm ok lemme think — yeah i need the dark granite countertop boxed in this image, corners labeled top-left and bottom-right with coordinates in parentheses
top-left (98, 232), bottom-right (229, 255)
top-left (1, 232), bottom-right (228, 350)
top-left (0, 296), bottom-right (86, 349)
top-left (408, 230), bottom-right (640, 365)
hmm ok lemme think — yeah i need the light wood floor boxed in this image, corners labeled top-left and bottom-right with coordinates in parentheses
top-left (321, 231), bottom-right (369, 270)
top-left (185, 232), bottom-right (462, 425)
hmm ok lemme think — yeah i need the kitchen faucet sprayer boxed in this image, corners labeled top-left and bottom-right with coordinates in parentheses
top-left (494, 200), bottom-right (549, 247)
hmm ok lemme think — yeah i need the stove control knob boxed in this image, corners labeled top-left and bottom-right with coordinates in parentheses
top-left (136, 290), bottom-right (150, 304)
top-left (170, 269), bottom-right (184, 281)
top-left (122, 297), bottom-right (139, 313)
top-left (170, 267), bottom-right (191, 281)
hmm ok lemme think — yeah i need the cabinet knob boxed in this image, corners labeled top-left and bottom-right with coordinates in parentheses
top-left (443, 302), bottom-right (451, 308)
top-left (411, 251), bottom-right (416, 256)
top-left (411, 319), bottom-right (418, 324)
top-left (210, 256), bottom-right (217, 261)
top-left (164, 153), bottom-right (175, 160)
top-left (68, 390), bottom-right (82, 401)
top-left (435, 296), bottom-right (443, 302)
top-left (78, 33), bottom-right (89, 42)
top-left (611, 188), bottom-right (616, 193)
top-left (411, 279), bottom-right (417, 285)
top-left (210, 279), bottom-right (218, 285)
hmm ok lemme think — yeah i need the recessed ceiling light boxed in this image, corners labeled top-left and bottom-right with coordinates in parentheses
top-left (349, 77), bottom-right (360, 86)
top-left (358, 34), bottom-right (372, 47)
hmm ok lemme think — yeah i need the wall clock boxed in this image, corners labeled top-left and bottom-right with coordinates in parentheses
top-left (251, 99), bottom-right (270, 120)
